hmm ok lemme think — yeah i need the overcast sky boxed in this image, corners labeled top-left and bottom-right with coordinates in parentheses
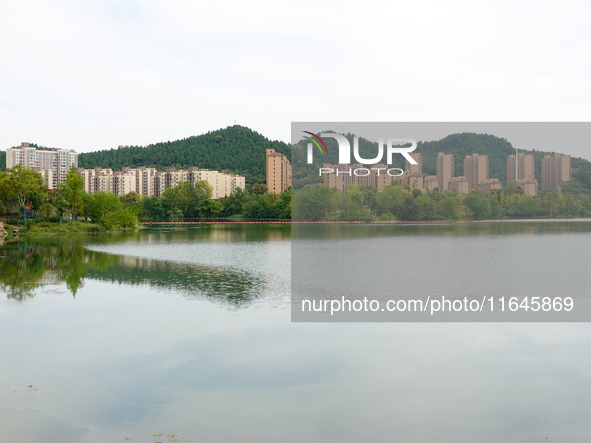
top-left (1, 1), bottom-right (591, 159)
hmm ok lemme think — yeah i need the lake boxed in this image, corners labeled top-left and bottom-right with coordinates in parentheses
top-left (1, 223), bottom-right (591, 442)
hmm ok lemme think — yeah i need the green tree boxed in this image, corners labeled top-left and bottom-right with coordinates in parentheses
top-left (292, 186), bottom-right (340, 221)
top-left (465, 192), bottom-right (492, 220)
top-left (38, 202), bottom-right (57, 217)
top-left (101, 208), bottom-right (138, 230)
top-left (373, 186), bottom-right (407, 216)
top-left (140, 196), bottom-right (166, 221)
top-left (219, 187), bottom-right (249, 217)
top-left (160, 181), bottom-right (213, 219)
top-left (252, 184), bottom-right (268, 195)
top-left (541, 189), bottom-right (560, 218)
top-left (439, 195), bottom-right (460, 220)
top-left (0, 165), bottom-right (45, 210)
top-left (417, 195), bottom-right (437, 220)
top-left (83, 192), bottom-right (123, 224)
top-left (59, 166), bottom-right (85, 221)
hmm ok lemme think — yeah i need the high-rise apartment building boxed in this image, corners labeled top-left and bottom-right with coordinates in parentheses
top-left (404, 153), bottom-right (422, 175)
top-left (425, 176), bottom-right (439, 191)
top-left (464, 154), bottom-right (489, 191)
top-left (542, 154), bottom-right (571, 190)
top-left (436, 153), bottom-right (454, 190)
top-left (479, 178), bottom-right (503, 194)
top-left (507, 153), bottom-right (535, 182)
top-left (266, 149), bottom-right (292, 194)
top-left (448, 176), bottom-right (469, 194)
top-left (322, 164), bottom-right (371, 191)
top-left (517, 177), bottom-right (539, 196)
top-left (6, 142), bottom-right (78, 189)
top-left (402, 153), bottom-right (423, 187)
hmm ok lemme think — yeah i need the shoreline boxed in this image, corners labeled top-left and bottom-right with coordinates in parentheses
top-left (140, 219), bottom-right (591, 225)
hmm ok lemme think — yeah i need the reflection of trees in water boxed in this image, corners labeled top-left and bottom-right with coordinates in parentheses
top-left (88, 224), bottom-right (291, 246)
top-left (293, 222), bottom-right (591, 240)
top-left (87, 256), bottom-right (263, 307)
top-left (0, 237), bottom-right (263, 307)
top-left (0, 238), bottom-right (120, 300)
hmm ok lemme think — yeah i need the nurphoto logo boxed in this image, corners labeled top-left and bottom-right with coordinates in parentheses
top-left (303, 131), bottom-right (418, 177)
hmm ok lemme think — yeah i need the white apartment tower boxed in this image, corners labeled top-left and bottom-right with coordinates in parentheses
top-left (6, 142), bottom-right (78, 189)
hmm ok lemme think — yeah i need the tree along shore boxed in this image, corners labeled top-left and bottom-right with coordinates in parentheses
top-left (2, 164), bottom-right (590, 229)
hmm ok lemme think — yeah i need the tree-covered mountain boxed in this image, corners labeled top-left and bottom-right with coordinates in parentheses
top-left (77, 125), bottom-right (291, 185)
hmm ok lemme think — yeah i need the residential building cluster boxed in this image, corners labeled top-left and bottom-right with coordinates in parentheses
top-left (6, 142), bottom-right (78, 189)
top-left (320, 151), bottom-right (572, 196)
top-left (5, 143), bottom-right (245, 199)
top-left (78, 167), bottom-right (245, 199)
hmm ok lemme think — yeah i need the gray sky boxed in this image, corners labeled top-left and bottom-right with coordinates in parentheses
top-left (2, 1), bottom-right (591, 159)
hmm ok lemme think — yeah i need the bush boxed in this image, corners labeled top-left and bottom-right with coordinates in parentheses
top-left (101, 208), bottom-right (138, 230)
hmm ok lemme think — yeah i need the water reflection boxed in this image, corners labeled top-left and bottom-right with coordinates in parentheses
top-left (1, 225), bottom-right (591, 442)
top-left (292, 221), bottom-right (591, 239)
top-left (0, 235), bottom-right (266, 306)
top-left (90, 223), bottom-right (292, 245)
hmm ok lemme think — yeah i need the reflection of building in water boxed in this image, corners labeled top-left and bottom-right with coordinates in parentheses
top-left (78, 166), bottom-right (245, 199)
top-left (37, 270), bottom-right (65, 286)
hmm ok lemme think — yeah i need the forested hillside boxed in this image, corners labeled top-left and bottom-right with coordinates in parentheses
top-left (78, 125), bottom-right (291, 185)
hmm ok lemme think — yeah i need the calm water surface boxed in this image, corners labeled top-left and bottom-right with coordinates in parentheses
top-left (1, 223), bottom-right (591, 442)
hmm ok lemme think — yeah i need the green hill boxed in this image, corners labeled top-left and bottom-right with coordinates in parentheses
top-left (77, 125), bottom-right (291, 185)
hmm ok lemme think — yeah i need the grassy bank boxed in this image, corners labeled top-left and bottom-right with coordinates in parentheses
top-left (1, 220), bottom-right (137, 236)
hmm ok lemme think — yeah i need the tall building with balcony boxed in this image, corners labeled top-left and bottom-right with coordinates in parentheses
top-left (436, 152), bottom-right (454, 191)
top-left (6, 142), bottom-right (78, 189)
top-left (517, 177), bottom-right (539, 196)
top-left (265, 149), bottom-right (292, 194)
top-left (507, 153), bottom-right (535, 182)
top-left (542, 154), bottom-right (571, 191)
top-left (464, 154), bottom-right (489, 191)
